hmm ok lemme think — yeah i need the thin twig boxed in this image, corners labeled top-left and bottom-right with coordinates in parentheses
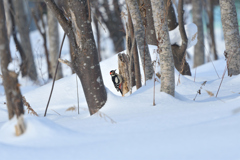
top-left (44, 33), bottom-right (66, 117)
top-left (76, 74), bottom-right (80, 114)
top-left (216, 51), bottom-right (234, 97)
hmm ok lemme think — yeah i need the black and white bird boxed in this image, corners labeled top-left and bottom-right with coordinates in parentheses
top-left (110, 70), bottom-right (123, 95)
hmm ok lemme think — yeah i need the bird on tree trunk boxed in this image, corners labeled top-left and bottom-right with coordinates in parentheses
top-left (110, 70), bottom-right (123, 95)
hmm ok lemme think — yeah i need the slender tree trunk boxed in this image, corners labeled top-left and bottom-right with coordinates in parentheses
top-left (151, 0), bottom-right (175, 96)
top-left (0, 1), bottom-right (24, 119)
top-left (220, 0), bottom-right (240, 76)
top-left (100, 0), bottom-right (125, 53)
top-left (207, 0), bottom-right (218, 60)
top-left (3, 0), bottom-right (11, 40)
top-left (126, 0), bottom-right (154, 80)
top-left (12, 0), bottom-right (38, 81)
top-left (47, 7), bottom-right (63, 80)
top-left (45, 0), bottom-right (107, 115)
top-left (144, 0), bottom-right (157, 45)
top-left (128, 7), bottom-right (142, 89)
top-left (164, 0), bottom-right (191, 76)
top-left (192, 0), bottom-right (205, 68)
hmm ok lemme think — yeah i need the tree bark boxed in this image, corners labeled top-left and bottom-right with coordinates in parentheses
top-left (220, 0), bottom-right (240, 76)
top-left (47, 6), bottom-right (63, 80)
top-left (0, 1), bottom-right (24, 119)
top-left (100, 0), bottom-right (125, 53)
top-left (3, 0), bottom-right (11, 40)
top-left (12, 0), bottom-right (38, 81)
top-left (127, 7), bottom-right (142, 89)
top-left (207, 0), bottom-right (218, 60)
top-left (144, 0), bottom-right (157, 45)
top-left (151, 0), bottom-right (175, 96)
top-left (164, 0), bottom-right (191, 76)
top-left (126, 0), bottom-right (154, 81)
top-left (192, 0), bottom-right (205, 68)
top-left (45, 0), bottom-right (107, 115)
top-left (118, 53), bottom-right (130, 96)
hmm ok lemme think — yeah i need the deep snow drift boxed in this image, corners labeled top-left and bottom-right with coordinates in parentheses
top-left (1, 43), bottom-right (240, 159)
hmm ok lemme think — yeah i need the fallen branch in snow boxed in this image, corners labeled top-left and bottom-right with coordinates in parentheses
top-left (193, 81), bottom-right (207, 101)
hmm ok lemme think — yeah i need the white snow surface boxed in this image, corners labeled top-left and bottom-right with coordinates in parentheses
top-left (0, 26), bottom-right (240, 160)
top-left (169, 23), bottom-right (198, 48)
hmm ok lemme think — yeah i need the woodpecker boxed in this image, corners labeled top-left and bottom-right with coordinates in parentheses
top-left (110, 70), bottom-right (123, 95)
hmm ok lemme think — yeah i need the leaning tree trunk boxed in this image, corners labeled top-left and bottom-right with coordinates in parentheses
top-left (0, 0), bottom-right (24, 120)
top-left (12, 0), bottom-right (38, 81)
top-left (47, 7), bottom-right (63, 80)
top-left (126, 0), bottom-right (154, 81)
top-left (220, 0), bottom-right (240, 76)
top-left (151, 0), bottom-right (175, 96)
top-left (45, 0), bottom-right (107, 115)
top-left (192, 0), bottom-right (205, 68)
top-left (144, 0), bottom-right (157, 45)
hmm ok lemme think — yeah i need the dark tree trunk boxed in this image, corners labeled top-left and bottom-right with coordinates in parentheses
top-left (144, 0), bottom-right (157, 45)
top-left (100, 0), bottom-right (125, 53)
top-left (12, 0), bottom-right (38, 81)
top-left (207, 0), bottom-right (218, 60)
top-left (164, 0), bottom-right (178, 31)
top-left (45, 0), bottom-right (107, 115)
top-left (164, 0), bottom-right (191, 75)
top-left (192, 0), bottom-right (205, 68)
top-left (0, 1), bottom-right (24, 119)
top-left (127, 7), bottom-right (142, 89)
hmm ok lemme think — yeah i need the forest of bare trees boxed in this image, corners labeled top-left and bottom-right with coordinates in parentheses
top-left (0, 0), bottom-right (240, 137)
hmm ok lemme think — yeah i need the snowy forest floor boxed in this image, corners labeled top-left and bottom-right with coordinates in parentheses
top-left (0, 28), bottom-right (240, 160)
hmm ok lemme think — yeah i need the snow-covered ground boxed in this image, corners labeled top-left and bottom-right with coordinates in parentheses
top-left (1, 9), bottom-right (240, 160)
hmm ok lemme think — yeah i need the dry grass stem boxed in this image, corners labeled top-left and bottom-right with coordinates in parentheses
top-left (22, 96), bottom-right (38, 116)
top-left (205, 90), bottom-right (214, 97)
top-left (193, 81), bottom-right (207, 101)
top-left (65, 106), bottom-right (77, 112)
top-left (51, 109), bottom-right (61, 116)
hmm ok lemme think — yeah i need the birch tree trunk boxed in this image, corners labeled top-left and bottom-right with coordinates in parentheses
top-left (151, 0), bottom-right (175, 96)
top-left (192, 0), bottom-right (205, 68)
top-left (45, 0), bottom-right (107, 115)
top-left (126, 0), bottom-right (154, 80)
top-left (0, 1), bottom-right (24, 119)
top-left (220, 0), bottom-right (240, 76)
top-left (12, 0), bottom-right (38, 81)
top-left (47, 7), bottom-right (63, 80)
